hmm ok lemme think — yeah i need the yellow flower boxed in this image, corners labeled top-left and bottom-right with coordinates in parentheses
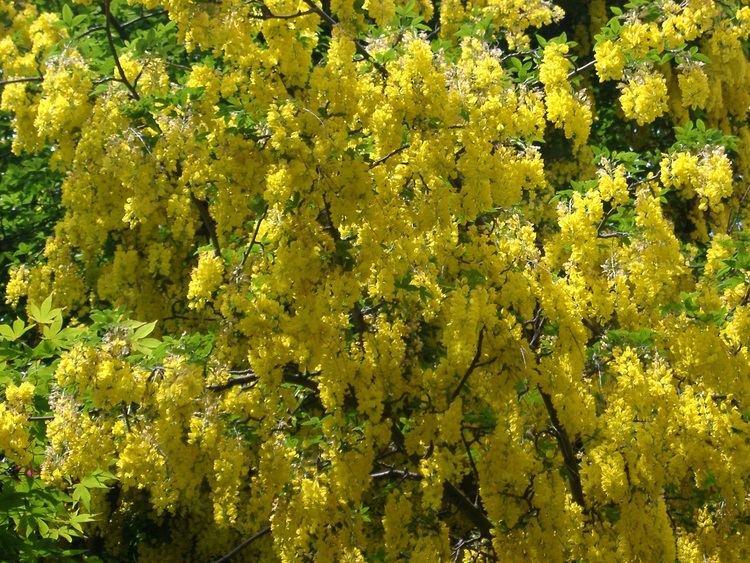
top-left (5, 382), bottom-right (34, 409)
top-left (594, 39), bottom-right (625, 81)
top-left (677, 65), bottom-right (710, 109)
top-left (539, 43), bottom-right (570, 89)
top-left (4, 266), bottom-right (29, 307)
top-left (620, 70), bottom-right (668, 125)
top-left (187, 253), bottom-right (225, 309)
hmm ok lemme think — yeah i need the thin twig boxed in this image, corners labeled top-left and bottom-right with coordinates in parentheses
top-left (213, 526), bottom-right (271, 563)
top-left (501, 50), bottom-right (534, 62)
top-left (450, 327), bottom-right (486, 402)
top-left (163, 60), bottom-right (191, 71)
top-left (0, 76), bottom-right (43, 86)
top-left (369, 144), bottom-right (409, 169)
top-left (208, 370), bottom-right (320, 392)
top-left (240, 208), bottom-right (268, 269)
top-left (189, 193), bottom-right (221, 257)
top-left (297, 0), bottom-right (388, 77)
top-left (249, 5), bottom-right (315, 19)
top-left (568, 59), bottom-right (596, 79)
top-left (370, 469), bottom-right (422, 480)
top-left (73, 10), bottom-right (166, 40)
top-left (443, 481), bottom-right (493, 539)
top-left (369, 468), bottom-right (494, 539)
top-left (103, 0), bottom-right (140, 99)
top-left (208, 374), bottom-right (257, 392)
top-left (461, 430), bottom-right (481, 502)
top-left (598, 231), bottom-right (629, 238)
top-left (538, 386), bottom-right (587, 510)
top-left (93, 76), bottom-right (125, 86)
top-left (729, 182), bottom-right (750, 232)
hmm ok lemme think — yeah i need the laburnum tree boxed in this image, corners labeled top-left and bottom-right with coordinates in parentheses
top-left (2, 0), bottom-right (750, 559)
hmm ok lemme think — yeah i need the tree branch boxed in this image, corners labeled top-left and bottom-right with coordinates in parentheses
top-left (370, 467), bottom-right (494, 540)
top-left (369, 144), bottom-right (409, 169)
top-left (443, 481), bottom-right (493, 539)
top-left (207, 375), bottom-right (258, 392)
top-left (568, 59), bottom-right (596, 79)
top-left (461, 430), bottom-right (480, 503)
top-left (213, 526), bottom-right (271, 563)
top-left (189, 193), bottom-right (222, 258)
top-left (538, 385), bottom-right (587, 510)
top-left (0, 76), bottom-right (43, 86)
top-left (297, 0), bottom-right (388, 77)
top-left (207, 368), bottom-right (320, 392)
top-left (73, 9), bottom-right (166, 40)
top-left (103, 0), bottom-right (139, 99)
top-left (240, 207), bottom-right (267, 269)
top-left (450, 327), bottom-right (486, 402)
top-left (249, 3), bottom-right (316, 20)
top-left (370, 468), bottom-right (422, 480)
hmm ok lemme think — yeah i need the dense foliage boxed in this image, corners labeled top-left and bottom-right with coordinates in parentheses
top-left (2, 0), bottom-right (750, 560)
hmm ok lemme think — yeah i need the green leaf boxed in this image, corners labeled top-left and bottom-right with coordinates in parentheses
top-left (133, 337), bottom-right (161, 356)
top-left (0, 324), bottom-right (14, 340)
top-left (42, 315), bottom-right (62, 340)
top-left (463, 269), bottom-right (486, 288)
top-left (12, 319), bottom-right (29, 339)
top-left (72, 484), bottom-right (91, 511)
top-left (29, 295), bottom-right (62, 325)
top-left (132, 320), bottom-right (157, 341)
top-left (62, 4), bottom-right (73, 25)
top-left (80, 471), bottom-right (113, 489)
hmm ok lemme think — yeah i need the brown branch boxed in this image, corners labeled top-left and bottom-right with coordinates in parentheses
top-left (103, 0), bottom-right (139, 99)
top-left (164, 60), bottom-right (192, 71)
top-left (461, 430), bottom-right (481, 502)
top-left (318, 193), bottom-right (342, 243)
top-left (369, 144), bottom-right (409, 169)
top-left (73, 9), bottom-right (166, 40)
top-left (443, 481), bottom-right (493, 539)
top-left (208, 369), bottom-right (320, 392)
top-left (108, 10), bottom-right (130, 40)
top-left (568, 59), bottom-right (596, 79)
top-left (240, 208), bottom-right (267, 269)
top-left (370, 469), bottom-right (422, 481)
top-left (28, 415), bottom-right (54, 421)
top-left (527, 307), bottom-right (545, 350)
top-left (317, 192), bottom-right (369, 340)
top-left (213, 526), bottom-right (271, 563)
top-left (500, 50), bottom-right (534, 62)
top-left (297, 0), bottom-right (388, 77)
top-left (296, 0), bottom-right (334, 31)
top-left (595, 206), bottom-right (616, 235)
top-left (93, 76), bottom-right (123, 86)
top-left (249, 4), bottom-right (316, 19)
top-left (208, 375), bottom-right (258, 392)
top-left (283, 373), bottom-right (319, 390)
top-left (370, 467), bottom-right (494, 540)
top-left (450, 327), bottom-right (486, 402)
top-left (729, 183), bottom-right (750, 233)
top-left (0, 76), bottom-right (43, 86)
top-left (538, 386), bottom-right (587, 510)
top-left (631, 171), bottom-right (660, 189)
top-left (598, 231), bottom-right (629, 239)
top-left (189, 193), bottom-right (222, 258)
